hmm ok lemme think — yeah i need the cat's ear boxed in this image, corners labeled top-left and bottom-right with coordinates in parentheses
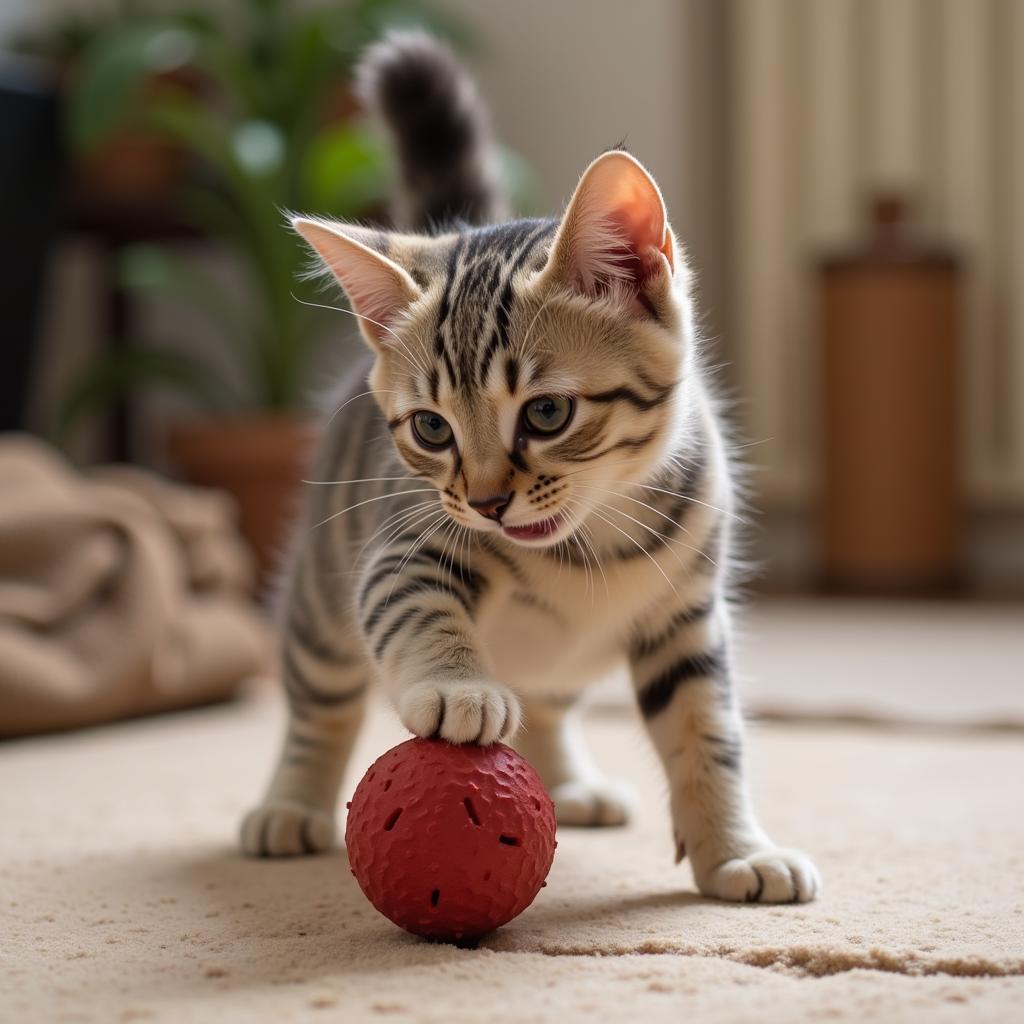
top-left (540, 151), bottom-right (675, 313)
top-left (292, 217), bottom-right (422, 349)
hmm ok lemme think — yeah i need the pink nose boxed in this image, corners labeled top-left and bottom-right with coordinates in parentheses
top-left (468, 493), bottom-right (512, 522)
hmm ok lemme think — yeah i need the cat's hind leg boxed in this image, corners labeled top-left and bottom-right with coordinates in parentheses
top-left (514, 696), bottom-right (635, 827)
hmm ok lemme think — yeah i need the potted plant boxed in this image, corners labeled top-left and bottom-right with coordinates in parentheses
top-left (10, 1), bottom-right (205, 201)
top-left (52, 0), bottom-right (473, 580)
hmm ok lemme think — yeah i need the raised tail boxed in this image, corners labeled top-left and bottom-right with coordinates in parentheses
top-left (355, 31), bottom-right (507, 231)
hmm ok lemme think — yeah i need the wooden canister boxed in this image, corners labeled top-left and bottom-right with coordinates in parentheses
top-left (820, 198), bottom-right (961, 592)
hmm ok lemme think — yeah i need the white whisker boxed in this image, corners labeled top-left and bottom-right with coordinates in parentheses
top-left (303, 475), bottom-right (423, 487)
top-left (587, 496), bottom-right (712, 572)
top-left (291, 292), bottom-right (431, 380)
top-left (384, 513), bottom-right (449, 605)
top-left (586, 505), bottom-right (679, 599)
top-left (323, 388), bottom-right (395, 427)
top-left (311, 489), bottom-right (436, 531)
top-left (353, 500), bottom-right (440, 566)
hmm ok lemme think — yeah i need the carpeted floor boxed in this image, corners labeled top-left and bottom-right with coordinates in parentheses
top-left (3, 658), bottom-right (1023, 1023)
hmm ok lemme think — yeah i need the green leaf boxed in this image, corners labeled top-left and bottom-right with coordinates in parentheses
top-left (142, 94), bottom-right (239, 183)
top-left (498, 145), bottom-right (542, 217)
top-left (67, 23), bottom-right (197, 152)
top-left (56, 346), bottom-right (232, 437)
top-left (301, 124), bottom-right (391, 218)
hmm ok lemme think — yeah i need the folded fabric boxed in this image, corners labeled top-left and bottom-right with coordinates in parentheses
top-left (0, 435), bottom-right (273, 738)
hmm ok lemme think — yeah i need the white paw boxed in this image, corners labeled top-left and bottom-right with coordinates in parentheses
top-left (550, 778), bottom-right (635, 827)
top-left (240, 800), bottom-right (335, 857)
top-left (399, 680), bottom-right (521, 744)
top-left (696, 847), bottom-right (821, 903)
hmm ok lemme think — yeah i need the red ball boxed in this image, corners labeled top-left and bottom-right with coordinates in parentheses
top-left (345, 737), bottom-right (556, 942)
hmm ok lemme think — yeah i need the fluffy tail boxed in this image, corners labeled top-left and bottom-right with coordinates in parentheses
top-left (355, 31), bottom-right (507, 231)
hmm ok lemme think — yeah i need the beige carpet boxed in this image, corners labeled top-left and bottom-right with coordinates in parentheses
top-left (3, 689), bottom-right (1023, 1023)
top-left (738, 599), bottom-right (1024, 728)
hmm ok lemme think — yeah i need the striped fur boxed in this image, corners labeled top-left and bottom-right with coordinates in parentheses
top-left (241, 35), bottom-right (820, 904)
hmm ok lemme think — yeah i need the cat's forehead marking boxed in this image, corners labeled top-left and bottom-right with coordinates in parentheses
top-left (433, 218), bottom-right (557, 395)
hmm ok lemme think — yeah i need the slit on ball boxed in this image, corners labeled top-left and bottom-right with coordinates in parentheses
top-left (463, 797), bottom-right (481, 826)
top-left (498, 834), bottom-right (519, 847)
top-left (383, 808), bottom-right (403, 831)
top-left (431, 889), bottom-right (441, 907)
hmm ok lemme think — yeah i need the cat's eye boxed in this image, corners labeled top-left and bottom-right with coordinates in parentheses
top-left (522, 395), bottom-right (574, 436)
top-left (411, 410), bottom-right (454, 449)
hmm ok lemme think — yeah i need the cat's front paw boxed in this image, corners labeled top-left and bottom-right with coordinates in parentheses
top-left (695, 847), bottom-right (821, 903)
top-left (399, 680), bottom-right (521, 744)
top-left (240, 800), bottom-right (335, 857)
top-left (550, 778), bottom-right (635, 827)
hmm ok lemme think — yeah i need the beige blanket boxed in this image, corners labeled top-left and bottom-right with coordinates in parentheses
top-left (0, 435), bottom-right (272, 738)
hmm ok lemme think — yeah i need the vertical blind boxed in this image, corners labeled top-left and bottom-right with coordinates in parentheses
top-left (729, 0), bottom-right (1024, 507)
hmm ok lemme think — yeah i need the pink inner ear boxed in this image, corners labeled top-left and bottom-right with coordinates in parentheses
top-left (331, 255), bottom-right (410, 337)
top-left (610, 189), bottom-right (673, 277)
top-left (293, 218), bottom-right (419, 345)
top-left (567, 161), bottom-right (673, 303)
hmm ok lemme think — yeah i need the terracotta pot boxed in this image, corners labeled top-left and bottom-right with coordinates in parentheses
top-left (63, 65), bottom-right (198, 203)
top-left (167, 415), bottom-right (317, 588)
top-left (77, 133), bottom-right (187, 202)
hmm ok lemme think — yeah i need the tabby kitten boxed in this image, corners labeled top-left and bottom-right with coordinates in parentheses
top-left (241, 32), bottom-right (820, 903)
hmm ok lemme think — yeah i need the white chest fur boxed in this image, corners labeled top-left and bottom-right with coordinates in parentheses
top-left (475, 531), bottom-right (715, 699)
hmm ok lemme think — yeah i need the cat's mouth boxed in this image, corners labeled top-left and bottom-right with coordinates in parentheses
top-left (501, 513), bottom-right (566, 544)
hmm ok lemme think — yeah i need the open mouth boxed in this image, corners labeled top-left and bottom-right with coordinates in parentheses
top-left (502, 514), bottom-right (563, 542)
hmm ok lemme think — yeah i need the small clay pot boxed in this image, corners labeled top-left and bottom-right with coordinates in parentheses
top-left (167, 415), bottom-right (316, 589)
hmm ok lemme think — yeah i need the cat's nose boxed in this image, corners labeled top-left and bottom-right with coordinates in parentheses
top-left (468, 492), bottom-right (512, 522)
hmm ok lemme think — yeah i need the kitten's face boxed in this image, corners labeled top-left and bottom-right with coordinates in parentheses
top-left (296, 151), bottom-right (690, 549)
top-left (369, 266), bottom-right (686, 548)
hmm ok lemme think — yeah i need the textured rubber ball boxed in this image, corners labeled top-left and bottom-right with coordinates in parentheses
top-left (344, 737), bottom-right (557, 943)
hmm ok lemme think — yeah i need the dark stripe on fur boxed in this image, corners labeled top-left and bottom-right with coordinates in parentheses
top-left (546, 409), bottom-right (614, 462)
top-left (362, 576), bottom-right (474, 635)
top-left (583, 384), bottom-right (674, 412)
top-left (511, 590), bottom-right (568, 626)
top-left (477, 221), bottom-right (556, 385)
top-left (629, 598), bottom-right (715, 660)
top-left (703, 732), bottom-right (743, 771)
top-left (434, 237), bottom-right (465, 388)
top-left (612, 492), bottom-right (691, 560)
top-left (288, 585), bottom-right (361, 667)
top-left (282, 644), bottom-right (367, 708)
top-left (564, 429), bottom-right (659, 464)
top-left (477, 535), bottom-right (529, 586)
top-left (505, 356), bottom-right (520, 395)
top-left (509, 446), bottom-right (530, 472)
top-left (636, 645), bottom-right (726, 718)
top-left (408, 607), bottom-right (457, 639)
top-left (373, 606), bottom-right (421, 660)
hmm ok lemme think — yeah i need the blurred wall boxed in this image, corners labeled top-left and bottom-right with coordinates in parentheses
top-left (728, 0), bottom-right (1024, 513)
top-left (10, 0), bottom-right (1023, 589)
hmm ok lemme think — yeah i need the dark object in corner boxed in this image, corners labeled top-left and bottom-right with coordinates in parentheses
top-left (0, 58), bottom-right (62, 431)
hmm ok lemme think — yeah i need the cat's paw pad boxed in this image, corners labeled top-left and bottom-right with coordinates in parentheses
top-left (399, 680), bottom-right (521, 744)
top-left (697, 847), bottom-right (821, 903)
top-left (550, 778), bottom-right (635, 827)
top-left (239, 800), bottom-right (335, 858)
